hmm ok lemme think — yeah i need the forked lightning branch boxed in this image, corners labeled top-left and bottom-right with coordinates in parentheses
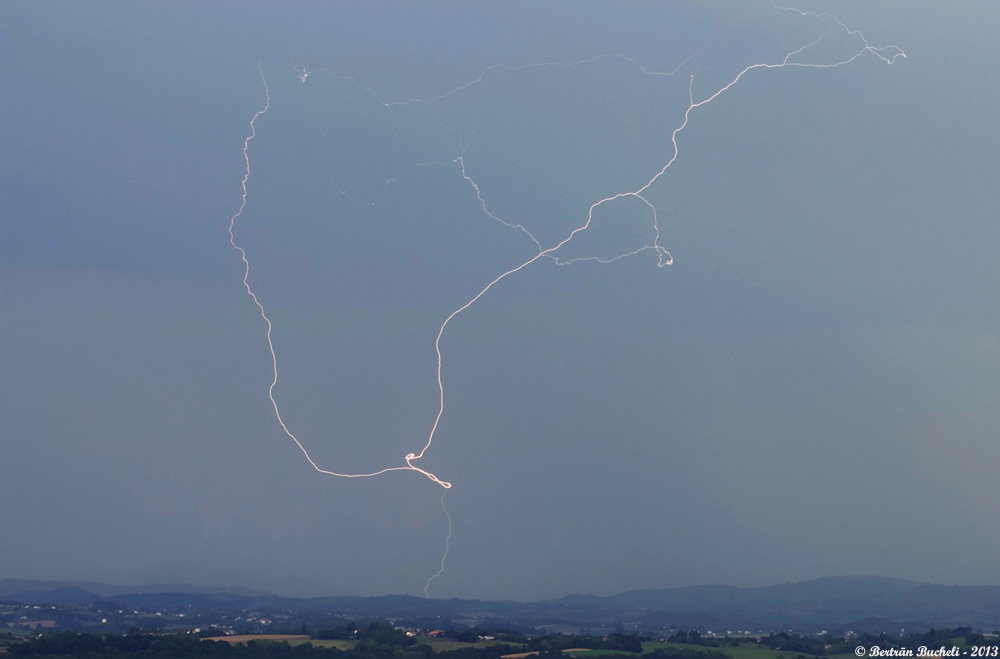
top-left (226, 4), bottom-right (903, 596)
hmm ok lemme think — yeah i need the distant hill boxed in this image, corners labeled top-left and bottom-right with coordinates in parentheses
top-left (552, 576), bottom-right (927, 621)
top-left (1, 586), bottom-right (103, 606)
top-left (547, 577), bottom-right (999, 630)
top-left (0, 578), bottom-right (270, 599)
top-left (571, 575), bottom-right (924, 611)
top-left (2, 576), bottom-right (997, 631)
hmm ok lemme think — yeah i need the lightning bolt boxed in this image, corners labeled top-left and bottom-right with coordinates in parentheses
top-left (227, 66), bottom-right (452, 490)
top-left (229, 6), bottom-right (904, 596)
top-left (423, 490), bottom-right (452, 598)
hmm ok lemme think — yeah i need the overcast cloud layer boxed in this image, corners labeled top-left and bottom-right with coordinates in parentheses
top-left (2, 1), bottom-right (998, 599)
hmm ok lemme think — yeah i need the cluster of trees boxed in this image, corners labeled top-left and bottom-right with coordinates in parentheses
top-left (665, 632), bottom-right (739, 648)
top-left (313, 622), bottom-right (416, 647)
top-left (667, 630), bottom-right (814, 652)
top-left (754, 627), bottom-right (995, 656)
top-left (0, 631), bottom-right (711, 659)
top-left (910, 628), bottom-right (986, 648)
top-left (646, 648), bottom-right (732, 659)
top-left (438, 628), bottom-right (646, 653)
top-left (4, 632), bottom-right (514, 659)
top-left (9, 626), bottom-right (994, 659)
top-left (755, 632), bottom-right (832, 655)
top-left (6, 633), bottom-right (284, 658)
top-left (662, 627), bottom-right (999, 658)
top-left (442, 629), bottom-right (526, 644)
top-left (523, 633), bottom-right (647, 654)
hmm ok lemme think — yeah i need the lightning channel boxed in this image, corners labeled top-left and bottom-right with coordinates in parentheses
top-left (424, 490), bottom-right (453, 598)
top-left (231, 5), bottom-right (904, 596)
top-left (228, 66), bottom-right (452, 490)
top-left (416, 11), bottom-right (905, 466)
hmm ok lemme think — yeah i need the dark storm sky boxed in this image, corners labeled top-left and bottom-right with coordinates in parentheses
top-left (1, 1), bottom-right (998, 599)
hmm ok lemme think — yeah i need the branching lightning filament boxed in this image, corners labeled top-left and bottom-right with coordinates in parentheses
top-left (228, 8), bottom-right (904, 594)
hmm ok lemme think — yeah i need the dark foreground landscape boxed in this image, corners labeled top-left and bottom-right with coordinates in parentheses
top-left (2, 577), bottom-right (998, 640)
top-left (2, 624), bottom-right (999, 659)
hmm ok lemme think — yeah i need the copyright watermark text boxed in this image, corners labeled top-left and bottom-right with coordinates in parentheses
top-left (856, 647), bottom-right (998, 658)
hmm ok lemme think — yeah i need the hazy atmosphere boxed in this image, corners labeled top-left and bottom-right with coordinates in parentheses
top-left (2, 1), bottom-right (998, 602)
